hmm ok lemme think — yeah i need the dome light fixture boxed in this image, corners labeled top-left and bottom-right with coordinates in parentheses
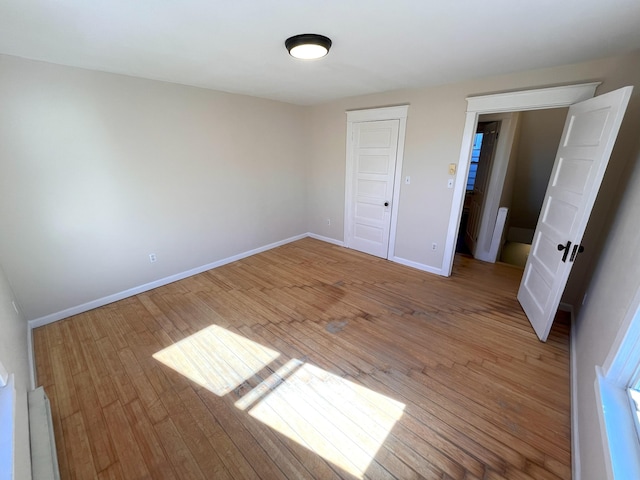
top-left (285, 33), bottom-right (332, 60)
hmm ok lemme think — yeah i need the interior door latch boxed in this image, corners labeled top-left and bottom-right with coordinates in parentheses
top-left (557, 241), bottom-right (572, 262)
top-left (570, 244), bottom-right (585, 262)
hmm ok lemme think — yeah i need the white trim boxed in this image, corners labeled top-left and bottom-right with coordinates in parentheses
top-left (28, 387), bottom-right (60, 479)
top-left (596, 368), bottom-right (640, 480)
top-left (466, 83), bottom-right (600, 114)
top-left (27, 233), bottom-right (308, 329)
top-left (567, 303), bottom-right (581, 480)
top-left (344, 105), bottom-right (409, 260)
top-left (603, 287), bottom-right (640, 385)
top-left (344, 121), bottom-right (355, 249)
top-left (442, 111), bottom-right (478, 275)
top-left (307, 233), bottom-right (345, 247)
top-left (27, 327), bottom-right (35, 390)
top-left (390, 256), bottom-right (443, 276)
top-left (346, 105), bottom-right (410, 123)
top-left (388, 113), bottom-right (409, 260)
top-left (0, 374), bottom-right (16, 480)
top-left (443, 82), bottom-right (601, 277)
top-left (594, 287), bottom-right (640, 479)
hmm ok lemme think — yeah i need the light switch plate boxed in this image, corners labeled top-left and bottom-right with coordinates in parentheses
top-left (449, 163), bottom-right (457, 175)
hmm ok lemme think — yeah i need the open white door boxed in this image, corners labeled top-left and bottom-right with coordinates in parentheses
top-left (518, 86), bottom-right (633, 341)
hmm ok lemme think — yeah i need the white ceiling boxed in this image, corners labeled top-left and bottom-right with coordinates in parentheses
top-left (1, 0), bottom-right (640, 105)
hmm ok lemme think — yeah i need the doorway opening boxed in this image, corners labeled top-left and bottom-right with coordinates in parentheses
top-left (444, 83), bottom-right (631, 342)
top-left (443, 83), bottom-right (600, 278)
top-left (456, 121), bottom-right (501, 257)
top-left (498, 108), bottom-right (568, 268)
top-left (455, 109), bottom-right (569, 268)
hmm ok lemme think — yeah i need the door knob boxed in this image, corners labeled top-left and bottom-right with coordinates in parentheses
top-left (557, 241), bottom-right (572, 262)
top-left (384, 202), bottom-right (389, 207)
top-left (570, 244), bottom-right (585, 262)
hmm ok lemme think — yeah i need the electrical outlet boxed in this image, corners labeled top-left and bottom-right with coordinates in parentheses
top-left (431, 243), bottom-right (437, 251)
top-left (405, 176), bottom-right (411, 185)
top-left (149, 253), bottom-right (157, 263)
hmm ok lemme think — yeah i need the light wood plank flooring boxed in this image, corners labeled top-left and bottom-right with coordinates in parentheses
top-left (33, 238), bottom-right (571, 479)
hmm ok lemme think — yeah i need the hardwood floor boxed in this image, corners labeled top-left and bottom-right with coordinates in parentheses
top-left (33, 238), bottom-right (571, 479)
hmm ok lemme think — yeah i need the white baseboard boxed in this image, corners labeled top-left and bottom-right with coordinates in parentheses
top-left (567, 303), bottom-right (581, 480)
top-left (27, 325), bottom-right (35, 390)
top-left (391, 256), bottom-right (443, 276)
top-left (27, 233), bottom-right (308, 329)
top-left (307, 233), bottom-right (344, 247)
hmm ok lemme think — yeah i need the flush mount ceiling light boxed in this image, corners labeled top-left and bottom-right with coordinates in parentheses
top-left (285, 33), bottom-right (332, 60)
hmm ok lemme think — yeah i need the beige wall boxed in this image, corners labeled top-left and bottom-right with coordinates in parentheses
top-left (0, 55), bottom-right (308, 320)
top-left (509, 108), bottom-right (568, 230)
top-left (0, 263), bottom-right (31, 479)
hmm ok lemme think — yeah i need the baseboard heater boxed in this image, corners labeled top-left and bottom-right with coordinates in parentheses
top-left (28, 387), bottom-right (60, 480)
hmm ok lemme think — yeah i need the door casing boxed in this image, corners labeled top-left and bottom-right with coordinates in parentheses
top-left (345, 105), bottom-right (409, 259)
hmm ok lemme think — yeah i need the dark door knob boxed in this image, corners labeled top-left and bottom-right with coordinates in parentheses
top-left (384, 202), bottom-right (389, 207)
top-left (570, 244), bottom-right (585, 262)
top-left (557, 241), bottom-right (572, 262)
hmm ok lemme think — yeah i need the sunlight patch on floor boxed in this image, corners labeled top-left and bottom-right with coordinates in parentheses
top-left (244, 362), bottom-right (405, 478)
top-left (153, 325), bottom-right (405, 478)
top-left (152, 324), bottom-right (280, 396)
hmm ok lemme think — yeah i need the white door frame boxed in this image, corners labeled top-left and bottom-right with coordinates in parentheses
top-left (442, 83), bottom-right (600, 276)
top-left (345, 105), bottom-right (409, 259)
